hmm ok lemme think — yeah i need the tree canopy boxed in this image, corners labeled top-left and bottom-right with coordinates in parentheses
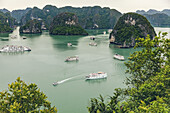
top-left (88, 32), bottom-right (170, 113)
top-left (0, 77), bottom-right (57, 113)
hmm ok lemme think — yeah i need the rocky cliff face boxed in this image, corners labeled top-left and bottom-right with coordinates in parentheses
top-left (19, 19), bottom-right (42, 34)
top-left (49, 12), bottom-right (88, 35)
top-left (109, 13), bottom-right (156, 48)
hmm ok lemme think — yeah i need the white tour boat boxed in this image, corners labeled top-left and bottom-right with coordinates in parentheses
top-left (65, 55), bottom-right (79, 62)
top-left (86, 72), bottom-right (107, 80)
top-left (89, 42), bottom-right (97, 46)
top-left (113, 54), bottom-right (125, 61)
top-left (0, 45), bottom-right (31, 53)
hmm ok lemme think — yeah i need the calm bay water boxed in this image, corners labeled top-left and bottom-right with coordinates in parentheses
top-left (0, 27), bottom-right (169, 113)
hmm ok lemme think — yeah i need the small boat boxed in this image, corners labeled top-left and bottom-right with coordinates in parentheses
top-left (22, 37), bottom-right (27, 39)
top-left (90, 37), bottom-right (95, 40)
top-left (23, 46), bottom-right (31, 51)
top-left (53, 82), bottom-right (59, 86)
top-left (89, 42), bottom-right (97, 46)
top-left (86, 72), bottom-right (107, 80)
top-left (113, 54), bottom-right (125, 61)
top-left (0, 45), bottom-right (31, 53)
top-left (67, 43), bottom-right (72, 46)
top-left (65, 55), bottom-right (79, 62)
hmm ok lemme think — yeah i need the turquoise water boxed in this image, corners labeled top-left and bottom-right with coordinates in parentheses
top-left (0, 27), bottom-right (169, 113)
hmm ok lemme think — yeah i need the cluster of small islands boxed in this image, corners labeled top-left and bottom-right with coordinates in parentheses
top-left (1, 5), bottom-right (169, 48)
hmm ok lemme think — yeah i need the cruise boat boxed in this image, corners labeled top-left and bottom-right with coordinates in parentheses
top-left (86, 72), bottom-right (107, 80)
top-left (0, 45), bottom-right (31, 53)
top-left (89, 42), bottom-right (97, 46)
top-left (65, 55), bottom-right (79, 62)
top-left (67, 43), bottom-right (72, 46)
top-left (113, 54), bottom-right (125, 61)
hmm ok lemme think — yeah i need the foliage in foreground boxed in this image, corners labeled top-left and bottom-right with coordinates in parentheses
top-left (0, 77), bottom-right (57, 113)
top-left (88, 32), bottom-right (170, 113)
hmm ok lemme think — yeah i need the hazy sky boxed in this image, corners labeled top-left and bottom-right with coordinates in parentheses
top-left (0, 0), bottom-right (170, 13)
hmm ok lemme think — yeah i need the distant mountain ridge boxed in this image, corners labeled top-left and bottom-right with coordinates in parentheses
top-left (11, 8), bottom-right (32, 23)
top-left (20, 5), bottom-right (122, 29)
top-left (136, 9), bottom-right (170, 16)
top-left (0, 8), bottom-right (32, 24)
top-left (0, 7), bottom-right (169, 30)
top-left (136, 9), bottom-right (170, 27)
top-left (0, 8), bottom-right (10, 13)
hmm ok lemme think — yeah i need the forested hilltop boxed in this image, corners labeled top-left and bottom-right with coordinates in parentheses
top-left (19, 19), bottom-right (42, 34)
top-left (0, 11), bottom-right (16, 33)
top-left (109, 13), bottom-right (156, 48)
top-left (49, 12), bottom-right (88, 35)
top-left (20, 5), bottom-right (122, 29)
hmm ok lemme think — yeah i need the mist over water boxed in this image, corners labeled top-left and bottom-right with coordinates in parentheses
top-left (0, 27), bottom-right (169, 113)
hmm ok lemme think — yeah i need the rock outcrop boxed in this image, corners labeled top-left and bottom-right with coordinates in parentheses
top-left (19, 19), bottom-right (42, 34)
top-left (109, 13), bottom-right (156, 48)
top-left (49, 12), bottom-right (88, 35)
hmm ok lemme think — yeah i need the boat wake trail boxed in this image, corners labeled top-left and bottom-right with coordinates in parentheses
top-left (53, 74), bottom-right (83, 85)
top-left (57, 77), bottom-right (73, 84)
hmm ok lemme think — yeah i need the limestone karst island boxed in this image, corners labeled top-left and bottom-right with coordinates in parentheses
top-left (109, 13), bottom-right (156, 48)
top-left (0, 2), bottom-right (169, 113)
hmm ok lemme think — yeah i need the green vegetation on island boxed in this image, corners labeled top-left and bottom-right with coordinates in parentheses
top-left (0, 77), bottom-right (57, 112)
top-left (21, 5), bottom-right (122, 29)
top-left (0, 11), bottom-right (16, 33)
top-left (88, 32), bottom-right (170, 112)
top-left (19, 19), bottom-right (42, 34)
top-left (109, 13), bottom-right (156, 47)
top-left (11, 8), bottom-right (32, 23)
top-left (143, 13), bottom-right (170, 27)
top-left (49, 12), bottom-right (88, 35)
